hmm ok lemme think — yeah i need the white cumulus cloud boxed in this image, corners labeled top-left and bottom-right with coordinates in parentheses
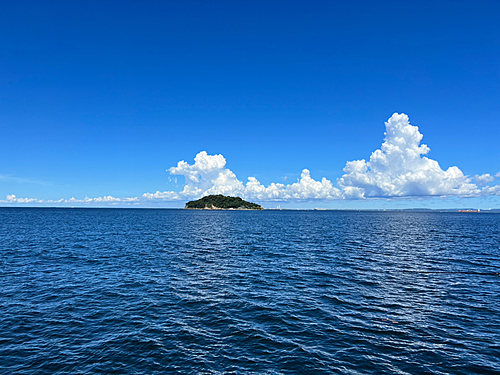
top-left (6, 194), bottom-right (39, 203)
top-left (244, 169), bottom-right (342, 201)
top-left (142, 151), bottom-right (341, 202)
top-left (338, 113), bottom-right (480, 198)
top-left (168, 151), bottom-right (245, 198)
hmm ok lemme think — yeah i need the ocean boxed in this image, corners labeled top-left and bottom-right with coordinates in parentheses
top-left (1, 208), bottom-right (499, 374)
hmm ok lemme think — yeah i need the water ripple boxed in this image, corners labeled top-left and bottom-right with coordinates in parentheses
top-left (1, 208), bottom-right (499, 374)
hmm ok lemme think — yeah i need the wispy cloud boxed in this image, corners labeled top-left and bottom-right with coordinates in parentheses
top-left (0, 174), bottom-right (51, 186)
top-left (474, 174), bottom-right (495, 186)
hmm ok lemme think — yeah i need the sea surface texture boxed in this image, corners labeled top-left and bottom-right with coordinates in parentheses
top-left (1, 208), bottom-right (499, 374)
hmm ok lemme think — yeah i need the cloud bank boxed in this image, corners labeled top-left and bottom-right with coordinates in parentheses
top-left (141, 113), bottom-right (497, 202)
top-left (1, 194), bottom-right (140, 205)
top-left (3, 113), bottom-right (500, 205)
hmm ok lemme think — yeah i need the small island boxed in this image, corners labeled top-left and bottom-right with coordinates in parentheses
top-left (185, 195), bottom-right (264, 210)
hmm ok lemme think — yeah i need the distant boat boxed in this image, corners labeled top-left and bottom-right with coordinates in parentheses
top-left (458, 209), bottom-right (480, 213)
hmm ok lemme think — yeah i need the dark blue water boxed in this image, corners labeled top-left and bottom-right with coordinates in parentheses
top-left (1, 208), bottom-right (499, 374)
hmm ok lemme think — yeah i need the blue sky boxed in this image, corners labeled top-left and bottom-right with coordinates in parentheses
top-left (2, 0), bottom-right (500, 208)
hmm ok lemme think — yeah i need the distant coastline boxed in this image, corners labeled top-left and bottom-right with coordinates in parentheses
top-left (1, 206), bottom-right (499, 212)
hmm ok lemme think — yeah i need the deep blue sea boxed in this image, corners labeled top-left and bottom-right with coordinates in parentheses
top-left (1, 208), bottom-right (499, 374)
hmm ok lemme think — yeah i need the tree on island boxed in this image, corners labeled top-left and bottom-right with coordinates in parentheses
top-left (185, 195), bottom-right (263, 210)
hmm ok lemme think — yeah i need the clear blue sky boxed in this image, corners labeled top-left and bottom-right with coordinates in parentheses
top-left (2, 0), bottom-right (500, 208)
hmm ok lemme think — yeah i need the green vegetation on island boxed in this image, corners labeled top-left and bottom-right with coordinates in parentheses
top-left (185, 195), bottom-right (263, 210)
